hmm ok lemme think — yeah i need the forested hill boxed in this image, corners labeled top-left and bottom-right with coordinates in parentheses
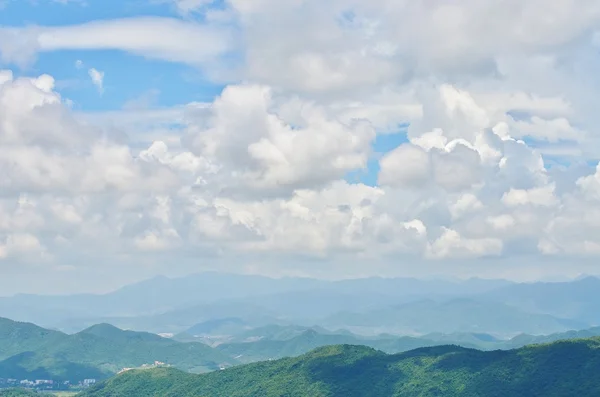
top-left (81, 337), bottom-right (600, 397)
top-left (0, 318), bottom-right (235, 381)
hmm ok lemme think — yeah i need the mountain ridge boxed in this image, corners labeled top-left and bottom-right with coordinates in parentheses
top-left (80, 337), bottom-right (600, 397)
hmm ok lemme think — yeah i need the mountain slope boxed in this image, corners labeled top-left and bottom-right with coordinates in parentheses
top-left (0, 318), bottom-right (236, 381)
top-left (215, 329), bottom-right (475, 363)
top-left (0, 389), bottom-right (39, 397)
top-left (81, 337), bottom-right (600, 397)
top-left (0, 317), bottom-right (69, 360)
top-left (324, 298), bottom-right (585, 336)
top-left (0, 273), bottom-right (324, 329)
top-left (504, 326), bottom-right (600, 349)
top-left (482, 276), bottom-right (600, 324)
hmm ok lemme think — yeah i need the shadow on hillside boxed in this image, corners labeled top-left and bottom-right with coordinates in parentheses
top-left (304, 349), bottom-right (403, 397)
top-left (434, 342), bottom-right (600, 397)
top-left (0, 351), bottom-right (107, 381)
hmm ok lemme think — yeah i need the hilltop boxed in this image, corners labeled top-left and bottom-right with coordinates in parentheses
top-left (81, 337), bottom-right (600, 396)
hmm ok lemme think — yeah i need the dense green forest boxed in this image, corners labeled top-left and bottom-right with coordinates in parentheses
top-left (0, 389), bottom-right (39, 397)
top-left (81, 337), bottom-right (600, 397)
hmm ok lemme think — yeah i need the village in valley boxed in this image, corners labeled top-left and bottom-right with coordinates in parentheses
top-left (0, 361), bottom-right (171, 393)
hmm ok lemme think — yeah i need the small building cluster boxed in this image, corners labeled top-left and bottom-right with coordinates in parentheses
top-left (0, 377), bottom-right (97, 391)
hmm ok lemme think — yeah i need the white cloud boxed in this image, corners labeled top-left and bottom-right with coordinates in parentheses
top-left (220, 0), bottom-right (600, 96)
top-left (3, 67), bottom-right (599, 274)
top-left (450, 194), bottom-right (484, 220)
top-left (427, 228), bottom-right (503, 259)
top-left (185, 84), bottom-right (375, 195)
top-left (502, 185), bottom-right (559, 207)
top-left (0, 17), bottom-right (233, 67)
top-left (0, 233), bottom-right (46, 260)
top-left (378, 144), bottom-right (430, 188)
top-left (88, 67), bottom-right (104, 94)
top-left (4, 0), bottom-right (600, 289)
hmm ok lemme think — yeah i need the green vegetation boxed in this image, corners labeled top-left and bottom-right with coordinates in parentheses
top-left (215, 329), bottom-right (455, 364)
top-left (0, 389), bottom-right (39, 397)
top-left (81, 337), bottom-right (600, 397)
top-left (0, 319), bottom-right (236, 381)
top-left (180, 322), bottom-right (600, 364)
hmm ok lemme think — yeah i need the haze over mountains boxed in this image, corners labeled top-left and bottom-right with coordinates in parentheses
top-left (4, 314), bottom-right (600, 387)
top-left (0, 272), bottom-right (598, 337)
top-left (3, 273), bottom-right (600, 394)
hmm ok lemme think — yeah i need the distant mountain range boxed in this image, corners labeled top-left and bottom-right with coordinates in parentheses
top-left (0, 273), bottom-right (517, 333)
top-left (321, 297), bottom-right (585, 336)
top-left (80, 338), bottom-right (600, 397)
top-left (1, 273), bottom-right (600, 338)
top-left (481, 276), bottom-right (600, 324)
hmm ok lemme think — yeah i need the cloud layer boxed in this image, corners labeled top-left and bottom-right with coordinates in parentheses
top-left (1, 0), bottom-right (600, 288)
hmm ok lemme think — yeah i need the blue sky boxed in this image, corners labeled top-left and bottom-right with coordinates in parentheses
top-left (2, 1), bottom-right (226, 111)
top-left (2, 0), bottom-right (600, 294)
top-left (0, 0), bottom-right (408, 186)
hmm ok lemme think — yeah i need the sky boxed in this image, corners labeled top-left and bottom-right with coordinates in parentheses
top-left (2, 0), bottom-right (600, 294)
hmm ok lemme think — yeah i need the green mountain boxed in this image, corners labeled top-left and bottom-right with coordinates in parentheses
top-left (0, 317), bottom-right (68, 358)
top-left (81, 337), bottom-right (600, 397)
top-left (0, 389), bottom-right (39, 397)
top-left (503, 326), bottom-right (600, 349)
top-left (179, 321), bottom-right (600, 364)
top-left (215, 329), bottom-right (476, 364)
top-left (0, 319), bottom-right (236, 381)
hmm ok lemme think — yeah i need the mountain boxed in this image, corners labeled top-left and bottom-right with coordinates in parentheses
top-left (326, 276), bottom-right (513, 298)
top-left (216, 329), bottom-right (364, 363)
top-left (323, 298), bottom-right (586, 336)
top-left (0, 317), bottom-right (69, 359)
top-left (81, 337), bottom-right (600, 397)
top-left (0, 318), bottom-right (236, 381)
top-left (184, 318), bottom-right (248, 336)
top-left (175, 322), bottom-right (345, 345)
top-left (0, 273), bottom-right (323, 330)
top-left (233, 324), bottom-right (339, 342)
top-left (82, 301), bottom-right (285, 334)
top-left (0, 351), bottom-right (106, 383)
top-left (8, 274), bottom-right (600, 338)
top-left (504, 326), bottom-right (600, 349)
top-left (482, 276), bottom-right (600, 324)
top-left (214, 329), bottom-right (471, 364)
top-left (0, 273), bottom-right (515, 332)
top-left (214, 323), bottom-right (600, 362)
top-left (0, 390), bottom-right (39, 397)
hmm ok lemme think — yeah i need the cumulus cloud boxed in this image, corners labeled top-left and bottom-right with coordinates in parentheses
top-left (3, 0), bottom-right (600, 286)
top-left (1, 65), bottom-right (599, 277)
top-left (185, 84), bottom-right (375, 196)
top-left (220, 0), bottom-right (600, 96)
